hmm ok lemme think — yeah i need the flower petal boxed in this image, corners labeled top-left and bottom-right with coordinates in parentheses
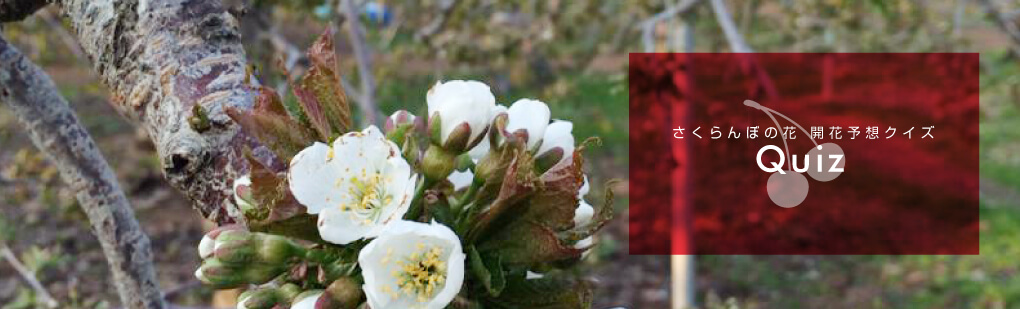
top-left (288, 142), bottom-right (345, 214)
top-left (573, 200), bottom-right (595, 227)
top-left (359, 221), bottom-right (465, 309)
top-left (506, 99), bottom-right (551, 149)
top-left (537, 120), bottom-right (575, 161)
top-left (317, 206), bottom-right (376, 245)
top-left (467, 105), bottom-right (508, 160)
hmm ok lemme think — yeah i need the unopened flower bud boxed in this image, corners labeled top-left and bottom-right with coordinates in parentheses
top-left (384, 110), bottom-right (416, 134)
top-left (255, 234), bottom-right (303, 265)
top-left (212, 230), bottom-right (257, 264)
top-left (426, 80), bottom-right (496, 153)
top-left (278, 283), bottom-right (303, 303)
top-left (195, 258), bottom-right (246, 288)
top-left (241, 263), bottom-right (287, 285)
top-left (536, 120), bottom-right (575, 167)
top-left (317, 276), bottom-right (364, 309)
top-left (214, 232), bottom-right (303, 266)
top-left (238, 287), bottom-right (286, 309)
top-left (422, 145), bottom-right (457, 180)
top-left (505, 99), bottom-right (550, 150)
top-left (199, 224), bottom-right (244, 259)
top-left (466, 106), bottom-right (508, 161)
top-left (291, 290), bottom-right (325, 309)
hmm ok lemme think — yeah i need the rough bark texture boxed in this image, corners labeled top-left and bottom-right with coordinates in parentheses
top-left (0, 0), bottom-right (47, 22)
top-left (0, 36), bottom-right (165, 309)
top-left (55, 0), bottom-right (278, 224)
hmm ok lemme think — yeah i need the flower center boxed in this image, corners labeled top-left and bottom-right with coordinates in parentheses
top-left (339, 171), bottom-right (393, 224)
top-left (391, 243), bottom-right (447, 303)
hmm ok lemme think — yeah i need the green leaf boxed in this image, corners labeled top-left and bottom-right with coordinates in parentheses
top-left (467, 148), bottom-right (538, 243)
top-left (485, 275), bottom-right (593, 309)
top-left (469, 246), bottom-right (506, 297)
top-left (478, 221), bottom-right (583, 266)
top-left (524, 148), bottom-right (586, 231)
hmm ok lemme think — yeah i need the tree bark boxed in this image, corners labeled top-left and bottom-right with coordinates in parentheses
top-left (0, 35), bottom-right (165, 309)
top-left (54, 0), bottom-right (280, 224)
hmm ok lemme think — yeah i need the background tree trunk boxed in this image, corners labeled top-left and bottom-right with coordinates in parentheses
top-left (0, 35), bottom-right (166, 309)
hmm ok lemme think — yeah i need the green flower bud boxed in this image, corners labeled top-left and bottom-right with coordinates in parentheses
top-left (422, 145), bottom-right (456, 181)
top-left (454, 153), bottom-right (475, 172)
top-left (317, 276), bottom-right (364, 309)
top-left (212, 230), bottom-right (258, 264)
top-left (278, 283), bottom-right (303, 303)
top-left (240, 287), bottom-right (286, 309)
top-left (199, 224), bottom-right (243, 259)
top-left (255, 234), bottom-right (303, 265)
top-left (241, 263), bottom-right (287, 285)
top-left (195, 258), bottom-right (246, 288)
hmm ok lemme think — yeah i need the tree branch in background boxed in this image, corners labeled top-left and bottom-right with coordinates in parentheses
top-left (54, 0), bottom-right (275, 225)
top-left (339, 0), bottom-right (381, 125)
top-left (977, 0), bottom-right (1020, 56)
top-left (708, 0), bottom-right (778, 99)
top-left (415, 0), bottom-right (458, 41)
top-left (638, 0), bottom-right (701, 52)
top-left (0, 36), bottom-right (165, 309)
top-left (1, 244), bottom-right (58, 308)
top-left (0, 0), bottom-right (46, 22)
top-left (709, 0), bottom-right (752, 53)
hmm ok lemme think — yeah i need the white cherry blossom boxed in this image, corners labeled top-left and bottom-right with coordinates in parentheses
top-left (288, 126), bottom-right (418, 245)
top-left (359, 220), bottom-right (466, 309)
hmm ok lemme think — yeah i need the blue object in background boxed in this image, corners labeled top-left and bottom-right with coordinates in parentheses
top-left (313, 1), bottom-right (392, 26)
top-left (362, 2), bottom-right (393, 26)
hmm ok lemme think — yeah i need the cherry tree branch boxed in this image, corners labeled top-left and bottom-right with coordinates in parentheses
top-left (51, 0), bottom-right (278, 224)
top-left (0, 35), bottom-right (165, 309)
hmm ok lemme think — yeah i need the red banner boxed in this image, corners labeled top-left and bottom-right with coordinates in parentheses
top-left (629, 53), bottom-right (979, 255)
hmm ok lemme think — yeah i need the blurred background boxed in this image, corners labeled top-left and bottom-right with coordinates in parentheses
top-left (0, 0), bottom-right (1017, 308)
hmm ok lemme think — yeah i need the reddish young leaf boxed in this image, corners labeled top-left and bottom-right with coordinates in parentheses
top-left (303, 28), bottom-right (352, 134)
top-left (226, 87), bottom-right (316, 160)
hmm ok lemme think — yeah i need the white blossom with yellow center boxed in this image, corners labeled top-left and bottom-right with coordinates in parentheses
top-left (359, 220), bottom-right (465, 309)
top-left (288, 126), bottom-right (418, 245)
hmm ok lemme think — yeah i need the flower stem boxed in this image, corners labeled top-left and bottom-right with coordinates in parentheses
top-left (404, 177), bottom-right (434, 221)
top-left (453, 182), bottom-right (480, 212)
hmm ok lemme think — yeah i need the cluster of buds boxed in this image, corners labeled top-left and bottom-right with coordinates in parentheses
top-left (233, 278), bottom-right (363, 309)
top-left (195, 225), bottom-right (304, 288)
